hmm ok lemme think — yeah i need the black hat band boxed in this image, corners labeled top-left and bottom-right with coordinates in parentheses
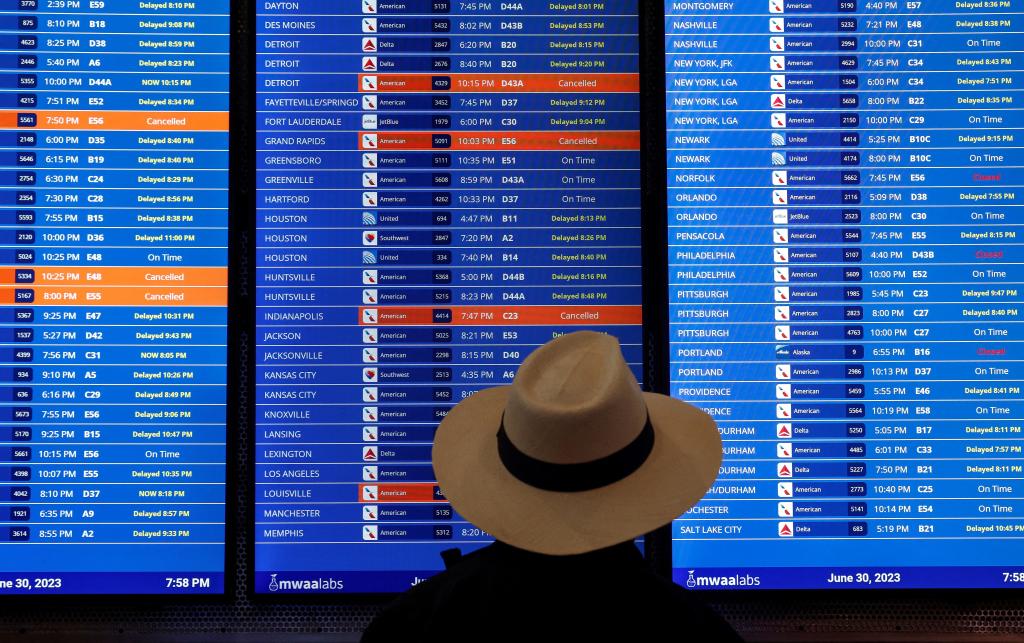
top-left (496, 412), bottom-right (655, 493)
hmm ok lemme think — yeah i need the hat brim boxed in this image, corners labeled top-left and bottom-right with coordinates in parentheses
top-left (432, 387), bottom-right (722, 555)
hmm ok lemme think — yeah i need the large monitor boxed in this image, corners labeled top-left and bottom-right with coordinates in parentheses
top-left (0, 1), bottom-right (230, 594)
top-left (255, 1), bottom-right (643, 593)
top-left (666, 2), bottom-right (1023, 589)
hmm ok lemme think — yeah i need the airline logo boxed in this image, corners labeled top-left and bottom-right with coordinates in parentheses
top-left (363, 426), bottom-right (378, 441)
top-left (362, 18), bottom-right (377, 32)
top-left (363, 231), bottom-right (378, 246)
top-left (774, 267), bottom-right (789, 282)
top-left (770, 55), bottom-right (785, 71)
top-left (361, 485), bottom-right (378, 501)
top-left (777, 482), bottom-right (793, 497)
top-left (362, 56), bottom-right (377, 71)
top-left (772, 170), bottom-right (787, 186)
top-left (776, 384), bottom-right (791, 400)
top-left (363, 347), bottom-right (378, 363)
top-left (362, 191), bottom-right (377, 207)
top-left (362, 38), bottom-right (377, 52)
top-left (770, 17), bottom-right (784, 32)
top-left (778, 522), bottom-right (794, 537)
top-left (773, 189), bottom-right (787, 204)
top-left (773, 208), bottom-right (788, 224)
top-left (777, 462), bottom-right (793, 478)
top-left (363, 386), bottom-right (377, 402)
top-left (362, 133), bottom-right (378, 149)
top-left (361, 250), bottom-right (377, 264)
top-left (778, 502), bottom-right (793, 518)
top-left (772, 151), bottom-right (786, 166)
top-left (769, 0), bottom-right (784, 13)
top-left (774, 248), bottom-right (789, 263)
top-left (362, 368), bottom-right (378, 389)
top-left (363, 505), bottom-right (378, 521)
top-left (362, 465), bottom-right (378, 481)
top-left (362, 95), bottom-right (378, 110)
top-left (362, 0), bottom-right (376, 13)
top-left (776, 364), bottom-right (791, 380)
top-left (771, 74), bottom-right (785, 89)
top-left (774, 305), bottom-right (790, 321)
top-left (771, 112), bottom-right (786, 128)
top-left (771, 132), bottom-right (786, 147)
top-left (361, 71), bottom-right (377, 87)
top-left (363, 269), bottom-right (378, 285)
top-left (771, 94), bottom-right (786, 108)
top-left (362, 288), bottom-right (377, 304)
top-left (770, 36), bottom-right (784, 51)
top-left (362, 308), bottom-right (378, 324)
top-left (777, 442), bottom-right (792, 458)
top-left (774, 228), bottom-right (788, 243)
top-left (775, 325), bottom-right (790, 340)
top-left (362, 153), bottom-right (378, 168)
top-left (363, 446), bottom-right (378, 462)
top-left (362, 328), bottom-right (378, 344)
top-left (362, 114), bottom-right (378, 129)
top-left (363, 173), bottom-right (378, 188)
top-left (362, 211), bottom-right (377, 225)
top-left (363, 525), bottom-right (378, 541)
top-left (776, 423), bottom-right (792, 438)
top-left (776, 403), bottom-right (792, 419)
top-left (774, 287), bottom-right (790, 302)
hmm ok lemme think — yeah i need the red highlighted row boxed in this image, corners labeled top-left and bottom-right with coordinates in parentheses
top-left (359, 483), bottom-right (438, 503)
top-left (359, 306), bottom-right (643, 326)
top-left (360, 73), bottom-right (638, 93)
top-left (360, 131), bottom-right (639, 151)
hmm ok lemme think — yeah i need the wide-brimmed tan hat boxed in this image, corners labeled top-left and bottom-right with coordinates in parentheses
top-left (433, 330), bottom-right (722, 555)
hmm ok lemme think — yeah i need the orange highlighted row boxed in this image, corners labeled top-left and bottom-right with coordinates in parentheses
top-left (359, 483), bottom-right (439, 503)
top-left (0, 111), bottom-right (229, 131)
top-left (361, 73), bottom-right (638, 93)
top-left (0, 286), bottom-right (225, 306)
top-left (359, 305), bottom-right (642, 326)
top-left (0, 267), bottom-right (227, 287)
top-left (360, 130), bottom-right (639, 151)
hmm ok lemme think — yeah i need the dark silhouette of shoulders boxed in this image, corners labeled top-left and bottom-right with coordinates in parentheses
top-left (362, 541), bottom-right (744, 642)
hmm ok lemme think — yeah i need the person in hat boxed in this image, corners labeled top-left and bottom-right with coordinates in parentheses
top-left (361, 331), bottom-right (743, 641)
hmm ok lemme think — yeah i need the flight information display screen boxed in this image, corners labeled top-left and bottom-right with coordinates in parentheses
top-left (256, 1), bottom-right (642, 593)
top-left (666, 2), bottom-right (1023, 590)
top-left (0, 1), bottom-right (230, 594)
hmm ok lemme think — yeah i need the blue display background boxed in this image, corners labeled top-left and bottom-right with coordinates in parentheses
top-left (255, 0), bottom-right (643, 594)
top-left (0, 0), bottom-right (230, 594)
top-left (666, 2), bottom-right (1024, 590)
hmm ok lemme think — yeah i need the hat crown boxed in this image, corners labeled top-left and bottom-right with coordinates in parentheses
top-left (502, 331), bottom-right (647, 465)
